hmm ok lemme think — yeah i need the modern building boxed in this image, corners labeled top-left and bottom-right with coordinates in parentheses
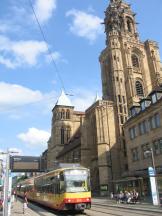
top-left (47, 0), bottom-right (162, 195)
top-left (124, 85), bottom-right (162, 196)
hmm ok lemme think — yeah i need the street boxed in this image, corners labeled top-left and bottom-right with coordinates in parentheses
top-left (0, 198), bottom-right (162, 216)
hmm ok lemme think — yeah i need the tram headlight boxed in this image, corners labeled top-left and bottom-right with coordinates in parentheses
top-left (68, 199), bottom-right (71, 203)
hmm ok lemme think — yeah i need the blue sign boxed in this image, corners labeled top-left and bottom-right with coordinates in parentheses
top-left (148, 167), bottom-right (155, 176)
top-left (148, 167), bottom-right (159, 205)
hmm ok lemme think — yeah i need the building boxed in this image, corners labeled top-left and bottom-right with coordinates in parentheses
top-left (47, 0), bottom-right (162, 195)
top-left (124, 85), bottom-right (162, 196)
top-left (47, 90), bottom-right (85, 169)
top-left (41, 149), bottom-right (48, 171)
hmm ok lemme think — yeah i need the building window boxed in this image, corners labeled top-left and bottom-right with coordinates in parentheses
top-left (127, 19), bottom-right (132, 33)
top-left (61, 109), bottom-right (65, 119)
top-left (122, 96), bottom-right (126, 104)
top-left (61, 127), bottom-right (65, 144)
top-left (66, 126), bottom-right (71, 142)
top-left (129, 126), bottom-right (137, 140)
top-left (142, 143), bottom-right (151, 159)
top-left (139, 120), bottom-right (148, 135)
top-left (119, 105), bottom-right (123, 113)
top-left (153, 139), bottom-right (162, 155)
top-left (118, 95), bottom-right (121, 103)
top-left (131, 148), bottom-right (139, 162)
top-left (66, 110), bottom-right (70, 119)
top-left (120, 115), bottom-right (124, 124)
top-left (136, 81), bottom-right (144, 97)
top-left (149, 113), bottom-right (160, 129)
top-left (124, 106), bottom-right (127, 114)
top-left (151, 93), bottom-right (157, 104)
top-left (132, 54), bottom-right (139, 68)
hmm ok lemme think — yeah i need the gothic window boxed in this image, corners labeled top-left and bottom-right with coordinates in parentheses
top-left (131, 54), bottom-right (139, 68)
top-left (61, 127), bottom-right (65, 144)
top-left (66, 126), bottom-right (71, 142)
top-left (61, 109), bottom-right (65, 119)
top-left (135, 81), bottom-right (144, 97)
top-left (127, 18), bottom-right (133, 33)
top-left (66, 110), bottom-right (70, 119)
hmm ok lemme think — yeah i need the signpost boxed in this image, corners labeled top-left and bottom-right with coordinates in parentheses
top-left (148, 167), bottom-right (159, 206)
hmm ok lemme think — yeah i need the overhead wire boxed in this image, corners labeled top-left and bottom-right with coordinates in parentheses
top-left (28, 0), bottom-right (66, 93)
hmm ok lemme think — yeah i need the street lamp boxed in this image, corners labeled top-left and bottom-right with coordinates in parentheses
top-left (144, 148), bottom-right (160, 206)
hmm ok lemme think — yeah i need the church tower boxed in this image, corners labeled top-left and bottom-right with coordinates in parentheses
top-left (47, 90), bottom-right (74, 169)
top-left (99, 0), bottom-right (162, 174)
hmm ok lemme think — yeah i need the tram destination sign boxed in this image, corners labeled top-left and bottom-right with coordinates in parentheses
top-left (10, 156), bottom-right (41, 172)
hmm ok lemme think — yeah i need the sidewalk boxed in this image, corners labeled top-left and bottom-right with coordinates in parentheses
top-left (93, 197), bottom-right (162, 214)
top-left (11, 200), bottom-right (39, 216)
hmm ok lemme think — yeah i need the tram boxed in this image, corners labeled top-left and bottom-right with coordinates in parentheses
top-left (17, 165), bottom-right (91, 211)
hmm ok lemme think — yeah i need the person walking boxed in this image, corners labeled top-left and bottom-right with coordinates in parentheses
top-left (23, 191), bottom-right (28, 214)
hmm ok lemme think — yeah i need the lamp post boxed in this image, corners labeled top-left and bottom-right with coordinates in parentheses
top-left (144, 148), bottom-right (160, 206)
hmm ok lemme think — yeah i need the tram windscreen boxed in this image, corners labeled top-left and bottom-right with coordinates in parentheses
top-left (64, 169), bottom-right (90, 193)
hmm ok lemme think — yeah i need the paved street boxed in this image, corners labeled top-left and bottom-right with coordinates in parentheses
top-left (0, 198), bottom-right (162, 216)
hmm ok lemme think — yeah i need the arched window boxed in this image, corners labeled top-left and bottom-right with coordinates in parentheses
top-left (61, 127), bottom-right (64, 144)
top-left (136, 81), bottom-right (144, 97)
top-left (131, 54), bottom-right (139, 68)
top-left (127, 19), bottom-right (132, 32)
top-left (66, 126), bottom-right (71, 142)
top-left (66, 110), bottom-right (70, 119)
top-left (61, 109), bottom-right (65, 119)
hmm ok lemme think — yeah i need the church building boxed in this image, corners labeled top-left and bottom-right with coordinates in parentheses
top-left (47, 0), bottom-right (162, 195)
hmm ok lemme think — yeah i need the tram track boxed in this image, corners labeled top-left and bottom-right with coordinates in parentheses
top-left (85, 203), bottom-right (162, 216)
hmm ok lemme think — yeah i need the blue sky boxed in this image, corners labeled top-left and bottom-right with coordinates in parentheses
top-left (0, 0), bottom-right (162, 157)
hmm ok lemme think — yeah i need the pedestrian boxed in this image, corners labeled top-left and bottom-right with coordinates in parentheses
top-left (110, 192), bottom-right (114, 199)
top-left (23, 191), bottom-right (28, 214)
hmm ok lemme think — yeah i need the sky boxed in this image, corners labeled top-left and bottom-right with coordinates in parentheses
top-left (0, 0), bottom-right (162, 157)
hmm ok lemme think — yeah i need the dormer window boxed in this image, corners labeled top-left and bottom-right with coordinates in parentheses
top-left (141, 101), bottom-right (145, 111)
top-left (152, 93), bottom-right (157, 104)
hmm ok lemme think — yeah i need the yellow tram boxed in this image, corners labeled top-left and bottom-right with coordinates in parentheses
top-left (17, 166), bottom-right (91, 211)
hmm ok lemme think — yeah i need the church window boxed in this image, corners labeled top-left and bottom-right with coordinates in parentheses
top-left (61, 127), bottom-right (65, 144)
top-left (118, 95), bottom-right (121, 103)
top-left (136, 81), bottom-right (144, 97)
top-left (116, 77), bottom-right (119, 81)
top-left (120, 115), bottom-right (124, 124)
top-left (113, 55), bottom-right (116, 61)
top-left (119, 105), bottom-right (123, 113)
top-left (120, 78), bottom-right (122, 83)
top-left (122, 96), bottom-right (126, 104)
top-left (66, 126), bottom-right (71, 142)
top-left (61, 109), bottom-right (65, 119)
top-left (131, 54), bottom-right (139, 68)
top-left (127, 18), bottom-right (133, 33)
top-left (66, 110), bottom-right (70, 119)
top-left (124, 106), bottom-right (127, 114)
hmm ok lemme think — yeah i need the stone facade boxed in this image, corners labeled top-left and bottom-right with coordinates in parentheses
top-left (46, 0), bottom-right (162, 194)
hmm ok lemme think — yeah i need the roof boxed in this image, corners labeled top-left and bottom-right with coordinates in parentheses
top-left (56, 90), bottom-right (73, 107)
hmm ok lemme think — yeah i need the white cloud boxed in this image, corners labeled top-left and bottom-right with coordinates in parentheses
top-left (0, 35), bottom-right (48, 68)
top-left (0, 82), bottom-right (43, 112)
top-left (66, 9), bottom-right (103, 43)
top-left (17, 128), bottom-right (50, 148)
top-left (71, 88), bottom-right (100, 111)
top-left (34, 0), bottom-right (57, 24)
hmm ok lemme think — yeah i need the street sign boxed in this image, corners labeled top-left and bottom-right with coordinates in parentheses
top-left (10, 156), bottom-right (41, 172)
top-left (148, 167), bottom-right (159, 206)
